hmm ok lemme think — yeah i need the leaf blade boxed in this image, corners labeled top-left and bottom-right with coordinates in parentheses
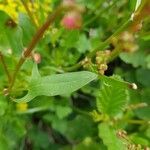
top-left (13, 65), bottom-right (97, 103)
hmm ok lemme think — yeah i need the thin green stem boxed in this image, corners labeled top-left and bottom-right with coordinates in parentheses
top-left (106, 46), bottom-right (122, 63)
top-left (127, 119), bottom-right (149, 125)
top-left (64, 19), bottom-right (132, 71)
top-left (0, 52), bottom-right (11, 82)
top-left (88, 19), bottom-right (132, 58)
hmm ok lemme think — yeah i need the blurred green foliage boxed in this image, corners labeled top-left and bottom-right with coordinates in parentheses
top-left (0, 0), bottom-right (149, 149)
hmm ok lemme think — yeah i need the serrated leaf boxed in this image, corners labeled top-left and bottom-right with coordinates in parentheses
top-left (97, 76), bottom-right (129, 117)
top-left (13, 64), bottom-right (97, 103)
top-left (98, 123), bottom-right (126, 150)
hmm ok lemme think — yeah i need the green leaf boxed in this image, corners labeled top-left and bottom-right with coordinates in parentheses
top-left (136, 68), bottom-right (150, 87)
top-left (96, 76), bottom-right (129, 117)
top-left (120, 51), bottom-right (147, 68)
top-left (76, 34), bottom-right (91, 53)
top-left (55, 105), bottom-right (72, 119)
top-left (0, 11), bottom-right (23, 54)
top-left (98, 123), bottom-right (126, 150)
top-left (18, 13), bottom-right (36, 46)
top-left (13, 64), bottom-right (97, 103)
top-left (65, 115), bottom-right (94, 141)
top-left (74, 137), bottom-right (106, 150)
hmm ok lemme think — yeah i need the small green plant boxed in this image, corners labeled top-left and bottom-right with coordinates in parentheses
top-left (0, 0), bottom-right (149, 149)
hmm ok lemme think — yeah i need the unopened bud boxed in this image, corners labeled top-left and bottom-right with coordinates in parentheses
top-left (120, 31), bottom-right (134, 42)
top-left (99, 64), bottom-right (108, 71)
top-left (33, 52), bottom-right (41, 64)
top-left (117, 130), bottom-right (127, 139)
top-left (130, 83), bottom-right (138, 90)
top-left (16, 102), bottom-right (28, 112)
top-left (3, 88), bottom-right (9, 96)
top-left (62, 0), bottom-right (75, 7)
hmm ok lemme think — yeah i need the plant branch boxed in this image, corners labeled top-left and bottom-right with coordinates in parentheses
top-left (8, 5), bottom-right (64, 93)
top-left (64, 1), bottom-right (150, 72)
top-left (0, 52), bottom-right (11, 82)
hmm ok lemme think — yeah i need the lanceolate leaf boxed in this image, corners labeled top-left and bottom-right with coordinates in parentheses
top-left (13, 64), bottom-right (97, 103)
top-left (98, 123), bottom-right (126, 150)
top-left (97, 76), bottom-right (129, 117)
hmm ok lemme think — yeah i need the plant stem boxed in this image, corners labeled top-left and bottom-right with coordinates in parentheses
top-left (64, 19), bottom-right (131, 71)
top-left (8, 5), bottom-right (64, 93)
top-left (88, 19), bottom-right (132, 58)
top-left (106, 46), bottom-right (122, 63)
top-left (0, 52), bottom-right (11, 82)
top-left (21, 0), bottom-right (38, 28)
top-left (127, 119), bottom-right (149, 125)
top-left (64, 1), bottom-right (150, 72)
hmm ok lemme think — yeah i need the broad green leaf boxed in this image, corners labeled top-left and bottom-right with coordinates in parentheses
top-left (13, 64), bottom-right (97, 103)
top-left (18, 13), bottom-right (36, 46)
top-left (98, 123), bottom-right (126, 150)
top-left (97, 76), bottom-right (129, 117)
top-left (0, 11), bottom-right (23, 54)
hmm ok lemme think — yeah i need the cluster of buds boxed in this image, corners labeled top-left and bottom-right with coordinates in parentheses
top-left (116, 129), bottom-right (127, 139)
top-left (80, 57), bottom-right (93, 69)
top-left (119, 31), bottom-right (138, 53)
top-left (90, 110), bottom-right (109, 122)
top-left (61, 0), bottom-right (84, 30)
top-left (127, 144), bottom-right (142, 150)
top-left (96, 50), bottom-right (111, 75)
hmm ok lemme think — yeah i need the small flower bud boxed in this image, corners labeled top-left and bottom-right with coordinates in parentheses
top-left (99, 64), bottom-right (108, 71)
top-left (120, 31), bottom-right (134, 43)
top-left (129, 83), bottom-right (138, 90)
top-left (116, 130), bottom-right (127, 139)
top-left (33, 52), bottom-right (41, 64)
top-left (16, 102), bottom-right (28, 112)
top-left (3, 88), bottom-right (9, 96)
top-left (62, 0), bottom-right (75, 7)
top-left (61, 11), bottom-right (82, 30)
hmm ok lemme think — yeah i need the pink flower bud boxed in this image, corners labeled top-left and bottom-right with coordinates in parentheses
top-left (63, 0), bottom-right (75, 7)
top-left (33, 52), bottom-right (41, 64)
top-left (61, 11), bottom-right (82, 30)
